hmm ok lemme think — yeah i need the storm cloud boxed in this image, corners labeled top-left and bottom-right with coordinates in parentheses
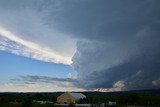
top-left (63, 0), bottom-right (160, 90)
top-left (1, 0), bottom-right (160, 91)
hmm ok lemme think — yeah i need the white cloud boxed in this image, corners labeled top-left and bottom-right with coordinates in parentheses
top-left (0, 83), bottom-right (86, 92)
top-left (0, 75), bottom-right (86, 92)
top-left (0, 1), bottom-right (77, 65)
top-left (92, 80), bottom-right (125, 92)
top-left (152, 79), bottom-right (160, 87)
top-left (113, 80), bottom-right (125, 90)
top-left (0, 26), bottom-right (73, 64)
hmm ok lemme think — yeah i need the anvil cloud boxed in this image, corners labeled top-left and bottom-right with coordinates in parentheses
top-left (0, 0), bottom-right (160, 91)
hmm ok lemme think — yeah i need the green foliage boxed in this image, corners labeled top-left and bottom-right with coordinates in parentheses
top-left (117, 92), bottom-right (140, 105)
top-left (21, 95), bottom-right (32, 107)
top-left (0, 92), bottom-right (160, 106)
top-left (0, 103), bottom-right (20, 107)
top-left (84, 93), bottom-right (110, 104)
top-left (0, 103), bottom-right (54, 107)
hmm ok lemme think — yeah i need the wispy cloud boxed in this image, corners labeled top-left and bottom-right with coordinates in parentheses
top-left (0, 83), bottom-right (86, 92)
top-left (0, 0), bottom-right (76, 65)
top-left (6, 75), bottom-right (85, 92)
top-left (11, 75), bottom-right (77, 84)
top-left (0, 27), bottom-right (72, 64)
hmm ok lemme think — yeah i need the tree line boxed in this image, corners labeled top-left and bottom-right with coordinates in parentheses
top-left (0, 92), bottom-right (160, 106)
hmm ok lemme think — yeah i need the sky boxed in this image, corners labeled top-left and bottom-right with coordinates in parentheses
top-left (0, 0), bottom-right (160, 92)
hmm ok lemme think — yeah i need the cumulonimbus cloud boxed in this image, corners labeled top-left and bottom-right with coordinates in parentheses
top-left (65, 0), bottom-right (160, 90)
top-left (1, 0), bottom-right (160, 91)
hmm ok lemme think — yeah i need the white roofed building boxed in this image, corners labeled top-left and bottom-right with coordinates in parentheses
top-left (57, 92), bottom-right (86, 104)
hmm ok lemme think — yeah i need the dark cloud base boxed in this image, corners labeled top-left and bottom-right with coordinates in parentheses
top-left (75, 56), bottom-right (160, 90)
top-left (70, 0), bottom-right (160, 90)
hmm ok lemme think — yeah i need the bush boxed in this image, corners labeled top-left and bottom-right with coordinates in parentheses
top-left (21, 99), bottom-right (32, 107)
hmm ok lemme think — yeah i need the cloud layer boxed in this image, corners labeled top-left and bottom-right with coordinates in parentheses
top-left (0, 0), bottom-right (160, 91)
top-left (0, 27), bottom-right (72, 64)
top-left (11, 75), bottom-right (76, 84)
top-left (0, 0), bottom-right (76, 65)
top-left (67, 0), bottom-right (160, 90)
top-left (5, 75), bottom-right (85, 92)
top-left (0, 83), bottom-right (86, 92)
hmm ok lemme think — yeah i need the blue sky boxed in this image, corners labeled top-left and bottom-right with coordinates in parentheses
top-left (0, 51), bottom-right (79, 92)
top-left (0, 51), bottom-right (74, 82)
top-left (0, 0), bottom-right (160, 92)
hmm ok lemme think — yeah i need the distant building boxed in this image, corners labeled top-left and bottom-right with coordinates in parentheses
top-left (108, 101), bottom-right (116, 107)
top-left (57, 92), bottom-right (86, 104)
top-left (33, 100), bottom-right (53, 104)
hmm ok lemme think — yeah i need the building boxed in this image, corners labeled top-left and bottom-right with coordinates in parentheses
top-left (57, 92), bottom-right (86, 104)
top-left (33, 100), bottom-right (53, 104)
top-left (108, 101), bottom-right (116, 107)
